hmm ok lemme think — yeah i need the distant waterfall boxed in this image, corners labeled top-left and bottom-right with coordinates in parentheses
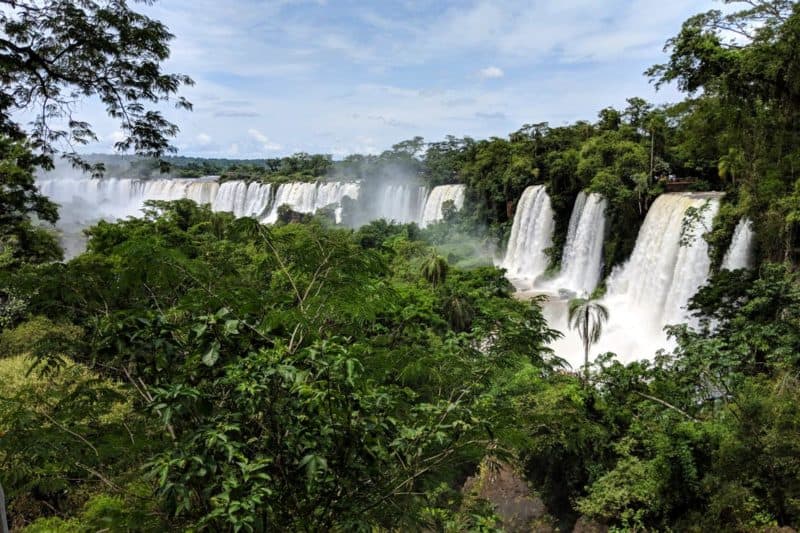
top-left (419, 184), bottom-right (466, 227)
top-left (36, 172), bottom-right (476, 258)
top-left (721, 218), bottom-right (755, 270)
top-left (547, 192), bottom-right (607, 295)
top-left (139, 178), bottom-right (220, 204)
top-left (375, 184), bottom-right (429, 224)
top-left (36, 176), bottom-right (145, 220)
top-left (212, 181), bottom-right (248, 215)
top-left (262, 181), bottom-right (360, 223)
top-left (501, 185), bottom-right (555, 285)
top-left (212, 181), bottom-right (273, 218)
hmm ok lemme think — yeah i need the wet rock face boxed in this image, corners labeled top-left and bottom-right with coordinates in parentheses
top-left (463, 460), bottom-right (554, 532)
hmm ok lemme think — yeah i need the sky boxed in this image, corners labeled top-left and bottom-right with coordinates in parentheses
top-left (78, 0), bottom-right (718, 159)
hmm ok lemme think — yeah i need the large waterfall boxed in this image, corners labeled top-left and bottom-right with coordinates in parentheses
top-left (721, 218), bottom-right (756, 271)
top-left (261, 182), bottom-right (360, 224)
top-left (374, 184), bottom-right (429, 224)
top-left (545, 193), bottom-right (721, 367)
top-left (212, 181), bottom-right (273, 218)
top-left (545, 192), bottom-right (607, 296)
top-left (36, 173), bottom-right (475, 258)
top-left (420, 185), bottom-right (466, 227)
top-left (501, 185), bottom-right (555, 286)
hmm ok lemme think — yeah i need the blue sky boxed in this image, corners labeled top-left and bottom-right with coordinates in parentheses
top-left (83, 0), bottom-right (718, 158)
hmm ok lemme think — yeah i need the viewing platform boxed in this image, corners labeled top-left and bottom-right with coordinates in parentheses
top-left (660, 175), bottom-right (698, 192)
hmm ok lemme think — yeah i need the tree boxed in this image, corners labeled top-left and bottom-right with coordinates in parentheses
top-left (0, 137), bottom-right (61, 265)
top-left (718, 147), bottom-right (746, 185)
top-left (567, 298), bottom-right (609, 378)
top-left (421, 253), bottom-right (449, 287)
top-left (0, 0), bottom-right (193, 168)
top-left (0, 0), bottom-right (191, 265)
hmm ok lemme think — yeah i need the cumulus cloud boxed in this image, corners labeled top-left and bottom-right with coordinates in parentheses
top-left (196, 133), bottom-right (212, 145)
top-left (70, 0), bottom-right (717, 158)
top-left (248, 128), bottom-right (283, 151)
top-left (478, 66), bottom-right (504, 79)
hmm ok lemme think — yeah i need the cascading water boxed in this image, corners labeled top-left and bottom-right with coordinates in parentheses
top-left (544, 193), bottom-right (721, 367)
top-left (419, 184), bottom-right (466, 227)
top-left (501, 185), bottom-right (555, 287)
top-left (376, 184), bottom-right (429, 224)
top-left (36, 176), bottom-right (146, 219)
top-left (212, 181), bottom-right (249, 216)
top-left (317, 182), bottom-right (360, 223)
top-left (212, 181), bottom-right (273, 218)
top-left (721, 218), bottom-right (756, 270)
top-left (38, 167), bottom-right (473, 258)
top-left (262, 181), bottom-right (360, 223)
top-left (545, 192), bottom-right (607, 296)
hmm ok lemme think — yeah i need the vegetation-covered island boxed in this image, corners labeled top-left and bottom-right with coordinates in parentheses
top-left (3, 0), bottom-right (800, 531)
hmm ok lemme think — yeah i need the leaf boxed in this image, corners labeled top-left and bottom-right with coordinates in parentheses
top-left (224, 319), bottom-right (240, 335)
top-left (193, 323), bottom-right (208, 338)
top-left (299, 454), bottom-right (328, 482)
top-left (202, 341), bottom-right (221, 367)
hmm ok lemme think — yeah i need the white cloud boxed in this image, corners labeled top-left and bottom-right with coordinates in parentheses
top-left (248, 128), bottom-right (283, 152)
top-left (110, 130), bottom-right (126, 143)
top-left (65, 0), bottom-right (717, 159)
top-left (478, 66), bottom-right (504, 79)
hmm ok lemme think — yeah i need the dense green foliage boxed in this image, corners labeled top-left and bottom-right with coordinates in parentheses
top-left (1, 202), bottom-right (562, 530)
top-left (4, 0), bottom-right (800, 531)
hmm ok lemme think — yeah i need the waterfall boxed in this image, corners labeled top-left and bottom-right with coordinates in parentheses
top-left (242, 182), bottom-right (274, 218)
top-left (36, 176), bottom-right (149, 221)
top-left (37, 170), bottom-right (471, 258)
top-left (606, 194), bottom-right (719, 327)
top-left (721, 218), bottom-right (755, 270)
top-left (185, 180), bottom-right (221, 205)
top-left (501, 185), bottom-right (555, 286)
top-left (376, 184), bottom-right (429, 224)
top-left (317, 182), bottom-right (360, 223)
top-left (419, 184), bottom-right (466, 227)
top-left (212, 181), bottom-right (249, 215)
top-left (546, 193), bottom-right (721, 367)
top-left (262, 181), bottom-right (360, 223)
top-left (546, 192), bottom-right (607, 295)
top-left (212, 181), bottom-right (273, 218)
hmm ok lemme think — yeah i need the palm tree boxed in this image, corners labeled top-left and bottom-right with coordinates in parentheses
top-left (444, 294), bottom-right (474, 332)
top-left (718, 147), bottom-right (746, 186)
top-left (421, 253), bottom-right (448, 288)
top-left (568, 297), bottom-right (609, 379)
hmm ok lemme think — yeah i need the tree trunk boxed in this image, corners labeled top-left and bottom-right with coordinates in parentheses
top-left (583, 307), bottom-right (590, 380)
top-left (584, 342), bottom-right (590, 380)
top-left (649, 127), bottom-right (655, 182)
top-left (0, 480), bottom-right (8, 533)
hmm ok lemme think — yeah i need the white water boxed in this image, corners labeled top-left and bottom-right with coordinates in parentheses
top-left (545, 192), bottom-right (607, 296)
top-left (36, 174), bottom-right (362, 257)
top-left (212, 181), bottom-right (273, 218)
top-left (262, 181), bottom-right (360, 224)
top-left (545, 193), bottom-right (721, 367)
top-left (501, 185), bottom-right (556, 287)
top-left (419, 184), bottom-right (466, 227)
top-left (375, 184), bottom-right (429, 224)
top-left (721, 218), bottom-right (756, 270)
